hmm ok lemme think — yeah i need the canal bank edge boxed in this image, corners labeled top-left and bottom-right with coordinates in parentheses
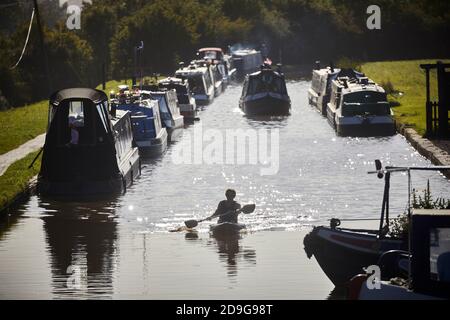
top-left (0, 175), bottom-right (37, 218)
top-left (396, 121), bottom-right (450, 178)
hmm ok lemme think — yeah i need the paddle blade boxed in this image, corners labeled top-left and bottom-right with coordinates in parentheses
top-left (184, 219), bottom-right (199, 229)
top-left (241, 204), bottom-right (256, 214)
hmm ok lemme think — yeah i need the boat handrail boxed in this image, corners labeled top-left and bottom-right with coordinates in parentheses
top-left (368, 165), bottom-right (450, 175)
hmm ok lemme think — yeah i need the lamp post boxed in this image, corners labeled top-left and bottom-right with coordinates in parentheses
top-left (133, 41), bottom-right (144, 88)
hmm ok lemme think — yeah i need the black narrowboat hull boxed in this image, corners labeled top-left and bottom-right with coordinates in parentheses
top-left (337, 123), bottom-right (396, 137)
top-left (303, 226), bottom-right (405, 286)
top-left (37, 176), bottom-right (125, 197)
top-left (38, 147), bottom-right (141, 198)
top-left (240, 94), bottom-right (291, 116)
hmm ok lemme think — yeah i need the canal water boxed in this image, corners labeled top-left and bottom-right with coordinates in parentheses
top-left (0, 81), bottom-right (449, 299)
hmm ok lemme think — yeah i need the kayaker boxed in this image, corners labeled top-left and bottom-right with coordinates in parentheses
top-left (209, 189), bottom-right (241, 223)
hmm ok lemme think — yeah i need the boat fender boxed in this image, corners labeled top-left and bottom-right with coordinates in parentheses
top-left (122, 176), bottom-right (127, 194)
top-left (347, 274), bottom-right (368, 300)
top-left (129, 161), bottom-right (133, 183)
top-left (303, 231), bottom-right (319, 259)
top-left (330, 218), bottom-right (341, 229)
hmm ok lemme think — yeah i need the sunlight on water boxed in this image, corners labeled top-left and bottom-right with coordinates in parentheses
top-left (0, 81), bottom-right (449, 299)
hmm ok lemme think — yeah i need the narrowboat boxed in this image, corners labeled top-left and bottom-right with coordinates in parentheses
top-left (37, 88), bottom-right (140, 197)
top-left (197, 47), bottom-right (236, 86)
top-left (308, 63), bottom-right (365, 116)
top-left (149, 89), bottom-right (184, 141)
top-left (304, 160), bottom-right (450, 287)
top-left (111, 92), bottom-right (168, 157)
top-left (175, 62), bottom-right (215, 105)
top-left (231, 48), bottom-right (263, 81)
top-left (348, 208), bottom-right (450, 300)
top-left (211, 63), bottom-right (224, 97)
top-left (326, 77), bottom-right (396, 137)
top-left (239, 64), bottom-right (291, 116)
top-left (158, 77), bottom-right (198, 121)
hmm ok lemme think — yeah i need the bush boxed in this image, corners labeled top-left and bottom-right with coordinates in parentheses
top-left (389, 180), bottom-right (450, 238)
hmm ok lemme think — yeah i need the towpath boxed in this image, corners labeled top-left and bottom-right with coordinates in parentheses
top-left (0, 133), bottom-right (45, 176)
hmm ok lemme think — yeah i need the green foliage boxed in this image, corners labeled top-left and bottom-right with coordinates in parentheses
top-left (336, 57), bottom-right (362, 71)
top-left (1, 0), bottom-right (450, 106)
top-left (0, 100), bottom-right (47, 155)
top-left (0, 151), bottom-right (41, 212)
top-left (412, 180), bottom-right (450, 209)
top-left (389, 180), bottom-right (450, 238)
top-left (361, 59), bottom-right (450, 135)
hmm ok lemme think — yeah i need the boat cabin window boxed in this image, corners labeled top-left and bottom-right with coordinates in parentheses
top-left (430, 228), bottom-right (450, 283)
top-left (188, 75), bottom-right (206, 94)
top-left (154, 95), bottom-right (172, 121)
top-left (343, 91), bottom-right (387, 104)
top-left (311, 72), bottom-right (321, 93)
top-left (248, 74), bottom-right (287, 94)
top-left (204, 71), bottom-right (212, 89)
top-left (341, 102), bottom-right (391, 116)
top-left (48, 99), bottom-right (111, 147)
top-left (218, 64), bottom-right (226, 77)
top-left (203, 51), bottom-right (218, 60)
top-left (68, 101), bottom-right (85, 127)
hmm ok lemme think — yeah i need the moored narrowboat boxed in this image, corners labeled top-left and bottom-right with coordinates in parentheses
top-left (326, 77), bottom-right (396, 137)
top-left (197, 47), bottom-right (236, 87)
top-left (239, 63), bottom-right (291, 116)
top-left (37, 88), bottom-right (140, 197)
top-left (349, 209), bottom-right (450, 300)
top-left (231, 48), bottom-right (263, 81)
top-left (158, 77), bottom-right (198, 121)
top-left (150, 89), bottom-right (184, 141)
top-left (308, 63), bottom-right (365, 116)
top-left (175, 62), bottom-right (215, 105)
top-left (111, 92), bottom-right (168, 157)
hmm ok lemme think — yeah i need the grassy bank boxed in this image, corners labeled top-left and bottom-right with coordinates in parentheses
top-left (0, 101), bottom-right (47, 155)
top-left (0, 151), bottom-right (41, 213)
top-left (361, 59), bottom-right (449, 136)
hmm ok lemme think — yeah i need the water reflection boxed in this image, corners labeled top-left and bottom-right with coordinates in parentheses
top-left (40, 199), bottom-right (118, 299)
top-left (244, 114), bottom-right (290, 129)
top-left (208, 233), bottom-right (256, 279)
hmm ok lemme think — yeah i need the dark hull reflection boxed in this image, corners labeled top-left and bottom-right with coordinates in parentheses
top-left (208, 233), bottom-right (256, 278)
top-left (40, 199), bottom-right (119, 299)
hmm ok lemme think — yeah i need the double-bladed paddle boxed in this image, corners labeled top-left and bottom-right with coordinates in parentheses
top-left (184, 204), bottom-right (255, 229)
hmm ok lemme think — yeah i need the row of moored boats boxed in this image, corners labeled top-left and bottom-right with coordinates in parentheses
top-left (308, 62), bottom-right (395, 137)
top-left (36, 46), bottom-right (276, 197)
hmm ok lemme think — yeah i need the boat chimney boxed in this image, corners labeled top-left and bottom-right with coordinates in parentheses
top-left (110, 102), bottom-right (117, 118)
top-left (330, 61), bottom-right (335, 72)
top-left (315, 60), bottom-right (321, 70)
top-left (277, 63), bottom-right (283, 73)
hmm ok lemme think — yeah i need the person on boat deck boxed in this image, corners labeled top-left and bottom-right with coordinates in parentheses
top-left (68, 117), bottom-right (79, 146)
top-left (209, 189), bottom-right (241, 223)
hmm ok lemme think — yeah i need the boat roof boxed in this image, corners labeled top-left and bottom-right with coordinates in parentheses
top-left (248, 66), bottom-right (284, 79)
top-left (50, 88), bottom-right (107, 105)
top-left (175, 66), bottom-right (207, 75)
top-left (335, 77), bottom-right (385, 95)
top-left (198, 47), bottom-right (223, 53)
top-left (232, 49), bottom-right (260, 56)
top-left (159, 77), bottom-right (185, 85)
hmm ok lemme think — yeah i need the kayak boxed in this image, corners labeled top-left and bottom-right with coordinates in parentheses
top-left (210, 222), bottom-right (246, 237)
